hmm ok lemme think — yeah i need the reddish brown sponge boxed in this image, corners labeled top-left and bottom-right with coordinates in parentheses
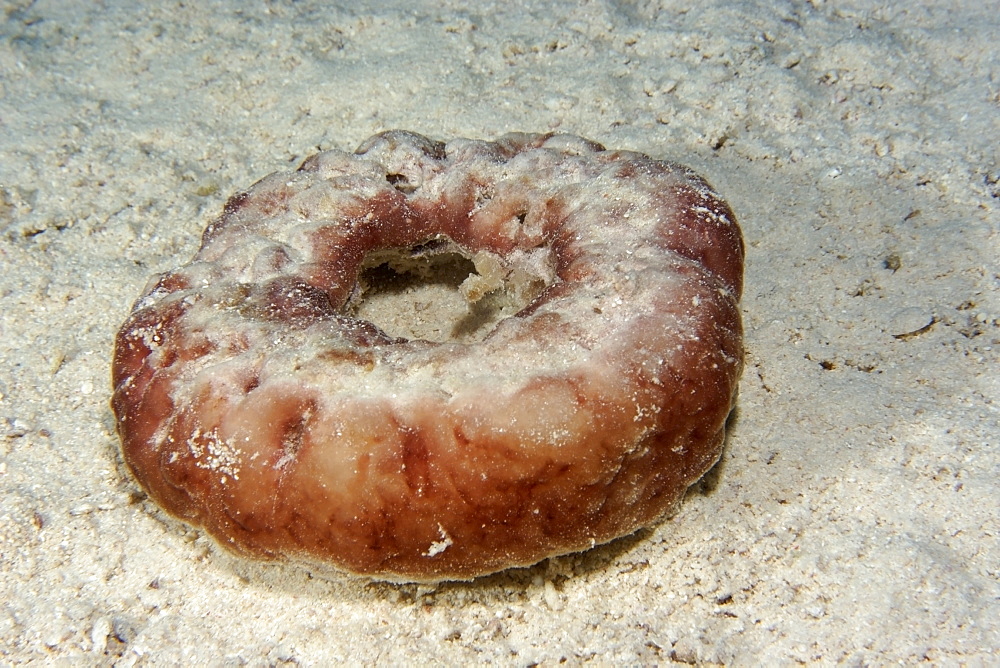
top-left (111, 131), bottom-right (744, 582)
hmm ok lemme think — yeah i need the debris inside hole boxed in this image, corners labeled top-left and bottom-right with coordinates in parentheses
top-left (347, 238), bottom-right (551, 343)
top-left (386, 173), bottom-right (417, 194)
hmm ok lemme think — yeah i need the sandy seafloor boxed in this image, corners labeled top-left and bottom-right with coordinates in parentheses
top-left (1, 0), bottom-right (997, 664)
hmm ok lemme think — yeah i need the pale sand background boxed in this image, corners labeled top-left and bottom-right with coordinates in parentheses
top-left (1, 0), bottom-right (997, 664)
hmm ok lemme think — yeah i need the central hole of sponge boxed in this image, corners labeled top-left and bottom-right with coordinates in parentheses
top-left (349, 239), bottom-right (537, 343)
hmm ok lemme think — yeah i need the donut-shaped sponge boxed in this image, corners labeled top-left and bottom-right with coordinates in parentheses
top-left (112, 131), bottom-right (744, 582)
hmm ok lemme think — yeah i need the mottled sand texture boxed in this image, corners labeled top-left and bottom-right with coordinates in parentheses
top-left (1, 0), bottom-right (997, 664)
